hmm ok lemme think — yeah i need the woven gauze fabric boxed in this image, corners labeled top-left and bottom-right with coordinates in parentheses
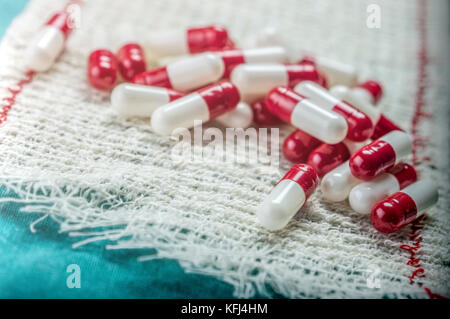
top-left (0, 0), bottom-right (449, 298)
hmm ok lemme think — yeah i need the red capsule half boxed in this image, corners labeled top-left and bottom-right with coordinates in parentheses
top-left (307, 142), bottom-right (351, 178)
top-left (280, 163), bottom-right (319, 199)
top-left (283, 129), bottom-right (322, 163)
top-left (251, 99), bottom-right (284, 127)
top-left (187, 25), bottom-right (229, 53)
top-left (87, 49), bottom-right (118, 90)
top-left (117, 43), bottom-right (147, 81)
top-left (371, 114), bottom-right (404, 140)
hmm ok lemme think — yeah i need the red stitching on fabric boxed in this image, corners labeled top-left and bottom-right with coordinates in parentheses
top-left (400, 0), bottom-right (448, 299)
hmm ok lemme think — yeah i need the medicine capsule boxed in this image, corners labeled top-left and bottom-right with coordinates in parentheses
top-left (282, 129), bottom-right (322, 163)
top-left (299, 55), bottom-right (358, 87)
top-left (133, 53), bottom-right (224, 92)
top-left (216, 46), bottom-right (288, 78)
top-left (87, 49), bottom-right (118, 90)
top-left (111, 83), bottom-right (184, 118)
top-left (307, 140), bottom-right (366, 178)
top-left (371, 180), bottom-right (438, 234)
top-left (145, 25), bottom-right (229, 57)
top-left (25, 11), bottom-right (72, 72)
top-left (151, 81), bottom-right (240, 136)
top-left (231, 63), bottom-right (323, 98)
top-left (320, 161), bottom-right (363, 202)
top-left (251, 99), bottom-right (284, 126)
top-left (265, 86), bottom-right (347, 144)
top-left (257, 164), bottom-right (319, 231)
top-left (349, 130), bottom-right (412, 181)
top-left (215, 102), bottom-right (253, 128)
top-left (294, 81), bottom-right (373, 142)
top-left (117, 43), bottom-right (147, 81)
top-left (371, 114), bottom-right (404, 140)
top-left (349, 163), bottom-right (417, 215)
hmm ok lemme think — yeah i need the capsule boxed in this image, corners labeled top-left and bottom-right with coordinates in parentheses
top-left (151, 81), bottom-right (240, 135)
top-left (320, 161), bottom-right (363, 202)
top-left (257, 164), bottom-right (319, 231)
top-left (265, 86), bottom-right (348, 144)
top-left (349, 163), bottom-right (417, 215)
top-left (251, 99), bottom-right (284, 127)
top-left (371, 114), bottom-right (404, 140)
top-left (215, 102), bottom-right (253, 128)
top-left (231, 63), bottom-right (323, 98)
top-left (371, 180), bottom-right (438, 234)
top-left (299, 55), bottom-right (358, 87)
top-left (294, 81), bottom-right (373, 142)
top-left (111, 83), bottom-right (184, 117)
top-left (349, 130), bottom-right (412, 181)
top-left (307, 140), bottom-right (365, 178)
top-left (145, 25), bottom-right (229, 57)
top-left (283, 129), bottom-right (322, 163)
top-left (216, 47), bottom-right (288, 78)
top-left (133, 53), bottom-right (224, 92)
top-left (25, 11), bottom-right (72, 72)
top-left (117, 43), bottom-right (147, 81)
top-left (87, 49), bottom-right (118, 90)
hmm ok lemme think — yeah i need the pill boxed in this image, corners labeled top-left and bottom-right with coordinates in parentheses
top-left (117, 43), bottom-right (147, 81)
top-left (151, 81), bottom-right (240, 135)
top-left (145, 25), bottom-right (229, 57)
top-left (294, 81), bottom-right (373, 142)
top-left (320, 161), bottom-right (363, 202)
top-left (215, 102), bottom-right (253, 128)
top-left (297, 59), bottom-right (328, 88)
top-left (111, 83), bottom-right (184, 118)
top-left (371, 180), bottom-right (438, 233)
top-left (257, 164), bottom-right (319, 231)
top-left (265, 86), bottom-right (347, 144)
top-left (349, 163), bottom-right (417, 215)
top-left (307, 140), bottom-right (366, 178)
top-left (349, 130), bottom-right (412, 181)
top-left (299, 55), bottom-right (358, 87)
top-left (87, 49), bottom-right (118, 90)
top-left (251, 99), bottom-right (284, 127)
top-left (216, 46), bottom-right (288, 78)
top-left (25, 11), bottom-right (72, 72)
top-left (230, 63), bottom-right (323, 98)
top-left (282, 129), bottom-right (322, 163)
top-left (133, 53), bottom-right (224, 92)
top-left (371, 114), bottom-right (404, 140)
top-left (329, 83), bottom-right (382, 124)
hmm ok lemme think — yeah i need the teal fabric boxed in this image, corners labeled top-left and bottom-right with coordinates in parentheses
top-left (0, 1), bottom-right (236, 298)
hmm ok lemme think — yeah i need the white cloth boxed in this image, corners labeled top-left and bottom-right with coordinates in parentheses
top-left (0, 0), bottom-right (448, 298)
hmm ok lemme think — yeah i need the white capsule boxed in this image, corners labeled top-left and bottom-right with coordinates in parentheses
top-left (320, 161), bottom-right (363, 202)
top-left (25, 26), bottom-right (65, 72)
top-left (145, 29), bottom-right (189, 57)
top-left (241, 46), bottom-right (287, 64)
top-left (314, 56), bottom-right (358, 87)
top-left (111, 83), bottom-right (183, 118)
top-left (215, 102), bottom-right (253, 128)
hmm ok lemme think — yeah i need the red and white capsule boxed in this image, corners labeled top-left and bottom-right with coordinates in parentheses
top-left (349, 163), bottom-right (418, 214)
top-left (320, 161), bottom-right (363, 202)
top-left (257, 164), bottom-right (319, 231)
top-left (87, 49), bottom-right (118, 90)
top-left (251, 99), bottom-right (284, 127)
top-left (117, 43), bottom-right (147, 81)
top-left (216, 46), bottom-right (288, 78)
top-left (25, 11), bottom-right (73, 72)
top-left (111, 83), bottom-right (183, 118)
top-left (349, 130), bottom-right (412, 181)
top-left (265, 87), bottom-right (348, 144)
top-left (132, 53), bottom-right (224, 92)
top-left (145, 25), bottom-right (229, 57)
top-left (215, 102), bottom-right (253, 128)
top-left (307, 140), bottom-right (366, 178)
top-left (151, 81), bottom-right (240, 135)
top-left (371, 180), bottom-right (439, 234)
top-left (231, 63), bottom-right (323, 98)
top-left (282, 129), bottom-right (322, 163)
top-left (294, 81), bottom-right (373, 142)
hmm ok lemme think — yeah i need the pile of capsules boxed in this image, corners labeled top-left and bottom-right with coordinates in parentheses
top-left (24, 13), bottom-right (439, 235)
